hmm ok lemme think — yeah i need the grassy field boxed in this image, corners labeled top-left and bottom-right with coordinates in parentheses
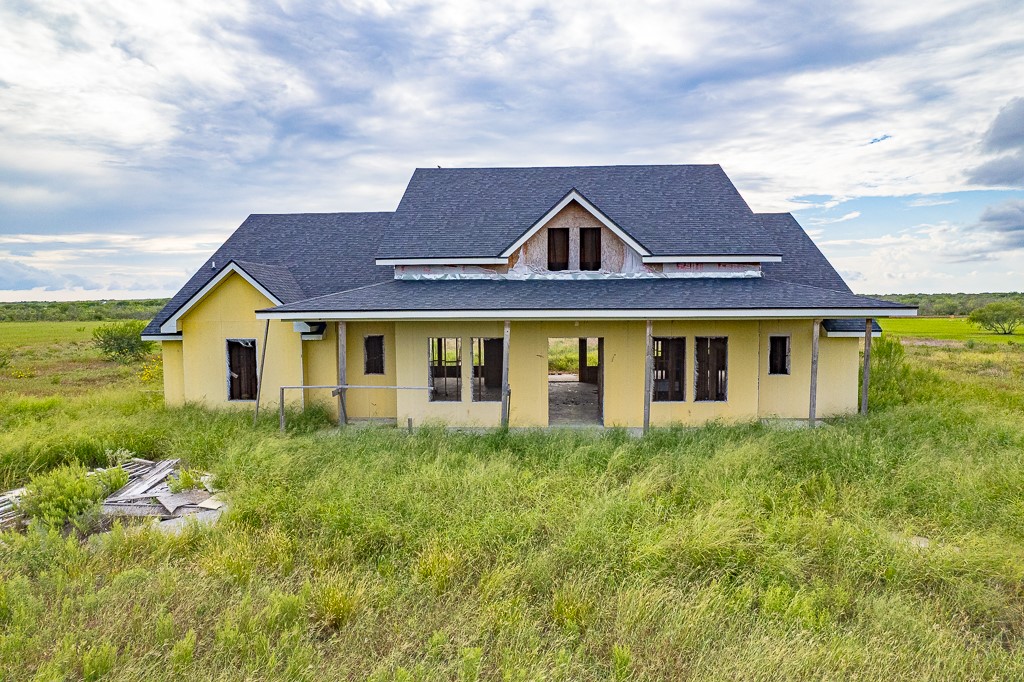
top-left (1, 323), bottom-right (1024, 679)
top-left (881, 316), bottom-right (1024, 344)
top-left (0, 321), bottom-right (142, 397)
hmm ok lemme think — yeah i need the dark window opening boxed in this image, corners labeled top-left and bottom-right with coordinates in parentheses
top-left (429, 337), bottom-right (462, 402)
top-left (653, 337), bottom-right (685, 401)
top-left (547, 228), bottom-right (569, 271)
top-left (364, 335), bottom-right (385, 375)
top-left (695, 337), bottom-right (728, 402)
top-left (580, 227), bottom-right (601, 271)
top-left (768, 336), bottom-right (790, 375)
top-left (472, 337), bottom-right (503, 402)
top-left (227, 339), bottom-right (257, 401)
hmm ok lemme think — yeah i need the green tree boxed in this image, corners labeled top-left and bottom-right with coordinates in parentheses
top-left (92, 319), bottom-right (154, 362)
top-left (968, 302), bottom-right (1024, 335)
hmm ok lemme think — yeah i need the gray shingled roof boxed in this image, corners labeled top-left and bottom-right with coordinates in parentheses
top-left (758, 213), bottom-right (852, 292)
top-left (823, 319), bottom-right (883, 333)
top-left (379, 165), bottom-right (779, 259)
top-left (148, 167), bottom-right (917, 331)
top-left (232, 261), bottom-right (305, 303)
top-left (144, 212), bottom-right (392, 336)
top-left (263, 278), bottom-right (913, 315)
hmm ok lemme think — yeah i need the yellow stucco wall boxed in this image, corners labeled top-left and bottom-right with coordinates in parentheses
top-left (756, 320), bottom-right (858, 418)
top-left (301, 322), bottom-right (338, 418)
top-left (161, 340), bottom-right (185, 406)
top-left (394, 321), bottom-right (505, 426)
top-left (344, 322), bottom-right (398, 419)
top-left (758, 320), bottom-right (811, 418)
top-left (507, 320), bottom-right (648, 427)
top-left (816, 335), bottom-right (859, 416)
top-left (295, 321), bottom-right (400, 421)
top-left (164, 273), bottom-right (862, 424)
top-left (178, 273), bottom-right (303, 410)
top-left (648, 320), bottom-right (761, 426)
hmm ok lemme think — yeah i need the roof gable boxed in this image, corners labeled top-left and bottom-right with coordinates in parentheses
top-left (378, 165), bottom-right (780, 261)
top-left (500, 190), bottom-right (650, 258)
top-left (158, 262), bottom-right (283, 334)
top-left (144, 212), bottom-right (393, 337)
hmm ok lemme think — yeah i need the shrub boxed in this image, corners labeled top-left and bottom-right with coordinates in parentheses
top-left (18, 463), bottom-right (128, 528)
top-left (866, 334), bottom-right (911, 408)
top-left (92, 320), bottom-right (153, 363)
top-left (968, 302), bottom-right (1024, 335)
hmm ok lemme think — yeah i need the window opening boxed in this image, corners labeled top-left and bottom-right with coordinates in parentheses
top-left (428, 337), bottom-right (462, 401)
top-left (364, 335), bottom-right (385, 375)
top-left (652, 337), bottom-right (685, 401)
top-left (580, 227), bottom-right (601, 271)
top-left (471, 337), bottom-right (503, 401)
top-left (547, 228), bottom-right (569, 271)
top-left (695, 337), bottom-right (728, 401)
top-left (768, 336), bottom-right (790, 375)
top-left (227, 339), bottom-right (258, 401)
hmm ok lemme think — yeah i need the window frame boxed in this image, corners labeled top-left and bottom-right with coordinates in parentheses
top-left (768, 335), bottom-right (791, 376)
top-left (225, 338), bottom-right (258, 402)
top-left (364, 334), bottom-right (386, 375)
top-left (694, 336), bottom-right (728, 402)
top-left (547, 228), bottom-right (570, 271)
top-left (579, 227), bottom-right (602, 271)
top-left (428, 337), bottom-right (463, 402)
top-left (652, 336), bottom-right (686, 402)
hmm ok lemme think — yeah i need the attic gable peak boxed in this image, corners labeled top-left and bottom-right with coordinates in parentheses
top-left (500, 189), bottom-right (650, 258)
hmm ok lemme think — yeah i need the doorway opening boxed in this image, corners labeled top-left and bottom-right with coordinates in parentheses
top-left (548, 337), bottom-right (603, 425)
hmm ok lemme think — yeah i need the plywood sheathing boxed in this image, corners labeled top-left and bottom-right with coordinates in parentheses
top-left (516, 201), bottom-right (636, 273)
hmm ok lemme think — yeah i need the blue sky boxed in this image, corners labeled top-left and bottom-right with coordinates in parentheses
top-left (1, 0), bottom-right (1022, 300)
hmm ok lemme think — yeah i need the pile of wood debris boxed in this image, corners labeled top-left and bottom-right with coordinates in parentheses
top-left (0, 458), bottom-right (225, 532)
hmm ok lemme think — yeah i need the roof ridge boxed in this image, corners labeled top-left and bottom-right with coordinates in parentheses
top-left (414, 163), bottom-right (722, 172)
top-left (246, 211), bottom-right (394, 217)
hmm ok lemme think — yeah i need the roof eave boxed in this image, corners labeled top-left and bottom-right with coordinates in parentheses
top-left (255, 306), bottom-right (918, 321)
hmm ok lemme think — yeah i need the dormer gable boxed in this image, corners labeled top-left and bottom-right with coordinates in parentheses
top-left (502, 189), bottom-right (649, 262)
top-left (506, 195), bottom-right (648, 275)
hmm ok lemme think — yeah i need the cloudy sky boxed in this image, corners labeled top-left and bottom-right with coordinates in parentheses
top-left (1, 0), bottom-right (1023, 301)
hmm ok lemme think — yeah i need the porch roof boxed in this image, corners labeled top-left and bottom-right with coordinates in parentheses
top-left (257, 277), bottom-right (915, 320)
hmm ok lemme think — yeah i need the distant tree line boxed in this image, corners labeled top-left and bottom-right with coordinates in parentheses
top-left (868, 292), bottom-right (1024, 317)
top-left (0, 299), bottom-right (169, 322)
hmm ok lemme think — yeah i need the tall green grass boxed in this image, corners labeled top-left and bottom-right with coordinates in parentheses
top-left (1, 338), bottom-right (1024, 679)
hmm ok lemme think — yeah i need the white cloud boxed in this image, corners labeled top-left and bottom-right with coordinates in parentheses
top-left (1, 0), bottom-right (1024, 297)
top-left (906, 196), bottom-right (957, 207)
top-left (810, 211), bottom-right (861, 225)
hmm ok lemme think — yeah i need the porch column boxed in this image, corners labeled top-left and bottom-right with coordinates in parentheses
top-left (860, 318), bottom-right (873, 415)
top-left (643, 319), bottom-right (653, 434)
top-left (500, 320), bottom-right (511, 428)
top-left (253, 319), bottom-right (270, 425)
top-left (337, 321), bottom-right (347, 426)
top-left (808, 318), bottom-right (821, 426)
